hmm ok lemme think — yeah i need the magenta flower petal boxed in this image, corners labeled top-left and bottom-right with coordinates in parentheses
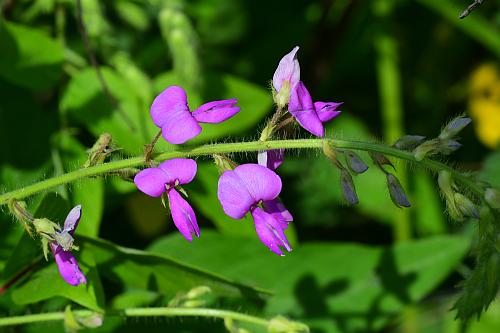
top-left (263, 199), bottom-right (293, 229)
top-left (258, 149), bottom-right (285, 171)
top-left (273, 46), bottom-right (300, 92)
top-left (63, 205), bottom-right (82, 236)
top-left (150, 86), bottom-right (189, 128)
top-left (289, 82), bottom-right (324, 137)
top-left (167, 188), bottom-right (200, 241)
top-left (150, 86), bottom-right (201, 144)
top-left (233, 164), bottom-right (282, 203)
top-left (192, 99), bottom-right (240, 123)
top-left (160, 114), bottom-right (202, 145)
top-left (217, 164), bottom-right (282, 219)
top-left (51, 244), bottom-right (86, 286)
top-left (158, 158), bottom-right (197, 185)
top-left (251, 207), bottom-right (292, 256)
top-left (134, 168), bottom-right (170, 197)
top-left (314, 101), bottom-right (342, 123)
top-left (217, 169), bottom-right (255, 219)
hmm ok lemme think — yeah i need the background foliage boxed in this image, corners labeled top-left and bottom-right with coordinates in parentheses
top-left (1, 0), bottom-right (500, 332)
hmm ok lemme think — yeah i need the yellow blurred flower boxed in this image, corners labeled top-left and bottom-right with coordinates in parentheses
top-left (468, 63), bottom-right (500, 149)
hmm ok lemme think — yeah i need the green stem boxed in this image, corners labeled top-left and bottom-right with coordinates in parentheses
top-left (0, 307), bottom-right (269, 327)
top-left (0, 139), bottom-right (483, 206)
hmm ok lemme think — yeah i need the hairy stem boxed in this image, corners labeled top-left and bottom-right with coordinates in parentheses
top-left (0, 139), bottom-right (483, 206)
top-left (0, 307), bottom-right (269, 327)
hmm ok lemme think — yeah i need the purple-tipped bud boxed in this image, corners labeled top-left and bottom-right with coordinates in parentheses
top-left (454, 193), bottom-right (479, 219)
top-left (439, 117), bottom-right (472, 140)
top-left (340, 169), bottom-right (359, 205)
top-left (485, 188), bottom-right (500, 209)
top-left (258, 149), bottom-right (285, 171)
top-left (369, 151), bottom-right (395, 170)
top-left (386, 173), bottom-right (411, 208)
top-left (273, 46), bottom-right (300, 108)
top-left (393, 135), bottom-right (426, 150)
top-left (344, 151), bottom-right (368, 174)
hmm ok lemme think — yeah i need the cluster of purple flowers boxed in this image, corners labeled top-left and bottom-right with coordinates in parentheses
top-left (134, 46), bottom-right (342, 256)
top-left (53, 47), bottom-right (342, 287)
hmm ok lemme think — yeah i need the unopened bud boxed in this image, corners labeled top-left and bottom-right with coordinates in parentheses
top-left (454, 193), bottom-right (479, 219)
top-left (214, 154), bottom-right (237, 173)
top-left (369, 152), bottom-right (395, 170)
top-left (439, 117), bottom-right (472, 140)
top-left (274, 80), bottom-right (291, 109)
top-left (393, 135), bottom-right (426, 150)
top-left (268, 316), bottom-right (309, 333)
top-left (386, 173), bottom-right (411, 208)
top-left (344, 151), bottom-right (368, 174)
top-left (414, 139), bottom-right (439, 161)
top-left (438, 171), bottom-right (464, 221)
top-left (439, 139), bottom-right (462, 154)
top-left (32, 218), bottom-right (59, 239)
top-left (485, 188), bottom-right (500, 209)
top-left (186, 286), bottom-right (212, 299)
top-left (340, 170), bottom-right (359, 205)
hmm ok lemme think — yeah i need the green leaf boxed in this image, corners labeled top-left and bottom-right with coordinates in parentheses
top-left (481, 150), bottom-right (500, 188)
top-left (60, 67), bottom-right (160, 154)
top-left (0, 21), bottom-right (63, 90)
top-left (80, 235), bottom-right (269, 300)
top-left (58, 134), bottom-right (104, 237)
top-left (149, 232), bottom-right (469, 333)
top-left (413, 170), bottom-right (446, 235)
top-left (11, 250), bottom-right (105, 312)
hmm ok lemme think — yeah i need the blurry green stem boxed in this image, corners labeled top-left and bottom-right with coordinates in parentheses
top-left (0, 307), bottom-right (269, 327)
top-left (0, 139), bottom-right (483, 206)
top-left (374, 21), bottom-right (411, 243)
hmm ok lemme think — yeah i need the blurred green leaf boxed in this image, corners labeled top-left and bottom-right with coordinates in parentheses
top-left (58, 134), bottom-right (104, 237)
top-left (11, 249), bottom-right (105, 312)
top-left (60, 67), bottom-right (160, 154)
top-left (0, 21), bottom-right (63, 90)
top-left (413, 170), bottom-right (446, 235)
top-left (417, 0), bottom-right (500, 58)
top-left (481, 150), bottom-right (500, 188)
top-left (149, 231), bottom-right (468, 333)
top-left (80, 235), bottom-right (269, 301)
top-left (111, 290), bottom-right (160, 309)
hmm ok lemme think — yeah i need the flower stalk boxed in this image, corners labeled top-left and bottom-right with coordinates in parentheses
top-left (0, 138), bottom-right (485, 207)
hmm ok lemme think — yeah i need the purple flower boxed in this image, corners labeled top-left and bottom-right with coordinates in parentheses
top-left (273, 46), bottom-right (301, 108)
top-left (151, 86), bottom-right (240, 144)
top-left (289, 81), bottom-right (342, 137)
top-left (217, 164), bottom-right (292, 256)
top-left (50, 205), bottom-right (86, 286)
top-left (134, 158), bottom-right (199, 241)
top-left (257, 149), bottom-right (285, 171)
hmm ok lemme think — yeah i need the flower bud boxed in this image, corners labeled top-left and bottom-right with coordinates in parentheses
top-left (268, 316), bottom-right (309, 333)
top-left (485, 188), bottom-right (500, 209)
top-left (393, 135), bottom-right (426, 150)
top-left (413, 139), bottom-right (439, 161)
top-left (186, 286), bottom-right (212, 299)
top-left (386, 173), bottom-right (411, 208)
top-left (340, 169), bottom-right (359, 205)
top-left (214, 154), bottom-right (237, 173)
top-left (439, 117), bottom-right (472, 140)
top-left (369, 152), bottom-right (395, 170)
top-left (454, 193), bottom-right (479, 219)
top-left (32, 218), bottom-right (59, 239)
top-left (344, 151), bottom-right (368, 174)
top-left (438, 171), bottom-right (463, 221)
